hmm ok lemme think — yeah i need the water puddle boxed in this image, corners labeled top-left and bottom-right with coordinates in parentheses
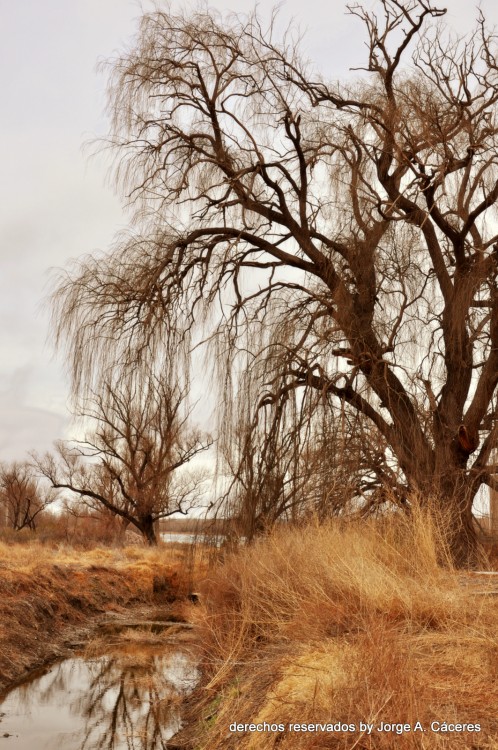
top-left (0, 625), bottom-right (199, 749)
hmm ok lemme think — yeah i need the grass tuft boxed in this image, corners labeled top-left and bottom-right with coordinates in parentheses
top-left (191, 513), bottom-right (498, 749)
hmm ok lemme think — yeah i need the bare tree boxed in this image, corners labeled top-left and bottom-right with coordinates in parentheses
top-left (0, 462), bottom-right (55, 531)
top-left (35, 371), bottom-right (212, 545)
top-left (218, 359), bottom-right (384, 540)
top-left (51, 1), bottom-right (498, 566)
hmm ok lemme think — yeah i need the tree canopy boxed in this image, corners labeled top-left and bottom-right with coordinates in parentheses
top-left (36, 370), bottom-right (211, 544)
top-left (52, 0), bottom-right (498, 566)
top-left (0, 462), bottom-right (54, 532)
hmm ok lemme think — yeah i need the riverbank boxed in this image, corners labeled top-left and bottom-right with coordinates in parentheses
top-left (187, 515), bottom-right (498, 749)
top-left (0, 601), bottom-right (199, 748)
top-left (0, 541), bottom-right (191, 692)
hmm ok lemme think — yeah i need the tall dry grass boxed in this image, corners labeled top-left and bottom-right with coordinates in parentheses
top-left (192, 512), bottom-right (498, 749)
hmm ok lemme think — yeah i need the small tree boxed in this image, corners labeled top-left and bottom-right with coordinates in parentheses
top-left (36, 370), bottom-right (211, 545)
top-left (0, 461), bottom-right (55, 532)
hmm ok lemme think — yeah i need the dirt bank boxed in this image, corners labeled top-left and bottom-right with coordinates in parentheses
top-left (0, 542), bottom-right (187, 692)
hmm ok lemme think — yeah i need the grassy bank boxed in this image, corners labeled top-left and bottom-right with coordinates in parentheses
top-left (0, 542), bottom-right (192, 691)
top-left (191, 515), bottom-right (498, 749)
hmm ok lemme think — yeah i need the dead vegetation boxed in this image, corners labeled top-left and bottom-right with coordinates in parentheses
top-left (0, 542), bottom-right (195, 692)
top-left (50, 0), bottom-right (498, 567)
top-left (189, 514), bottom-right (498, 749)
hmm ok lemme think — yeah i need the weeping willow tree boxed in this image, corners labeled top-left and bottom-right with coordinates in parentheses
top-left (52, 0), bottom-right (498, 566)
top-left (216, 319), bottom-right (397, 541)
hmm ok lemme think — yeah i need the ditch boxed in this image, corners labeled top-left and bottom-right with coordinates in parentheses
top-left (0, 611), bottom-right (199, 750)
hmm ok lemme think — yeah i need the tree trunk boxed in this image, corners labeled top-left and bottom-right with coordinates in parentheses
top-left (118, 517), bottom-right (130, 542)
top-left (423, 473), bottom-right (484, 569)
top-left (140, 514), bottom-right (158, 546)
top-left (401, 429), bottom-right (485, 569)
top-left (439, 496), bottom-right (481, 569)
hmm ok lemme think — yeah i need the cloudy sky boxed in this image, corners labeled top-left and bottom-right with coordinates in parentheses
top-left (0, 0), bottom-right (496, 462)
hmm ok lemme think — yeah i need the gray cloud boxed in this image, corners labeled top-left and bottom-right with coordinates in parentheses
top-left (0, 366), bottom-right (69, 461)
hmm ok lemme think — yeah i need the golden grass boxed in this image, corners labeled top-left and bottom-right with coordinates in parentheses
top-left (192, 513), bottom-right (498, 749)
top-left (0, 541), bottom-right (201, 691)
top-left (0, 539), bottom-right (182, 572)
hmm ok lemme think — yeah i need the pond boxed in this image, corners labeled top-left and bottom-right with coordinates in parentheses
top-left (160, 531), bottom-right (225, 546)
top-left (0, 626), bottom-right (199, 749)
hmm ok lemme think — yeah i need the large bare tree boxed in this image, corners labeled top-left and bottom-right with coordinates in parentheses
top-left (52, 0), bottom-right (498, 565)
top-left (36, 371), bottom-right (212, 544)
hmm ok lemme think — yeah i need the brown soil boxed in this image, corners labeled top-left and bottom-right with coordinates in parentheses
top-left (0, 544), bottom-right (188, 693)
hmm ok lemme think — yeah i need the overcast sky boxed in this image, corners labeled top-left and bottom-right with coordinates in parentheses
top-left (0, 0), bottom-right (496, 462)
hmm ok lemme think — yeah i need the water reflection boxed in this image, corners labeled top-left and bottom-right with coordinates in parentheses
top-left (0, 644), bottom-right (198, 750)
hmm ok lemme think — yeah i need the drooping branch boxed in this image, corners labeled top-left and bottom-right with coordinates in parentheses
top-left (50, 1), bottom-right (498, 564)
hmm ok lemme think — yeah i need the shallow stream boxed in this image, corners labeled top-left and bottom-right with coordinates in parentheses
top-left (0, 616), bottom-right (198, 749)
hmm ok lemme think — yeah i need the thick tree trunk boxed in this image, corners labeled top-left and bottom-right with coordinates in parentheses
top-left (403, 430), bottom-right (484, 568)
top-left (139, 514), bottom-right (158, 546)
top-left (439, 496), bottom-right (481, 569)
top-left (423, 473), bottom-right (484, 569)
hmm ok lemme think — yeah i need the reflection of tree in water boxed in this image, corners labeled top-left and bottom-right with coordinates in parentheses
top-left (18, 646), bottom-right (198, 750)
top-left (78, 648), bottom-right (197, 750)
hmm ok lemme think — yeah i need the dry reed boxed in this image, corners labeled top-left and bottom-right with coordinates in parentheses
top-left (192, 512), bottom-right (498, 749)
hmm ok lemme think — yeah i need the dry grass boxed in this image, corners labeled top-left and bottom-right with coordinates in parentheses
top-left (191, 513), bottom-right (498, 749)
top-left (0, 541), bottom-right (200, 691)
